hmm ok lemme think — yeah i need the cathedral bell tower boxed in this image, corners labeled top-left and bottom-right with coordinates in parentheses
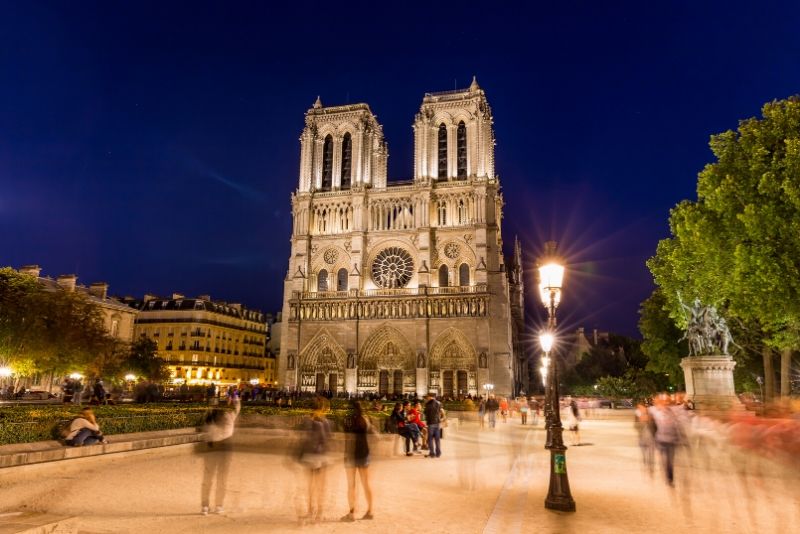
top-left (297, 98), bottom-right (388, 192)
top-left (413, 76), bottom-right (495, 183)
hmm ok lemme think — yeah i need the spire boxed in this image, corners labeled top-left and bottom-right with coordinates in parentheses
top-left (514, 235), bottom-right (523, 268)
top-left (313, 95), bottom-right (322, 109)
top-left (469, 75), bottom-right (480, 92)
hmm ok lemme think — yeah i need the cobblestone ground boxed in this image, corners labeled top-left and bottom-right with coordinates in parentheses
top-left (1, 416), bottom-right (797, 533)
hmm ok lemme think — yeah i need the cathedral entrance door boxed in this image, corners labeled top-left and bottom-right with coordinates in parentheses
top-left (315, 373), bottom-right (325, 394)
top-left (328, 373), bottom-right (337, 393)
top-left (379, 370), bottom-right (389, 397)
top-left (393, 370), bottom-right (403, 394)
top-left (457, 370), bottom-right (468, 396)
top-left (443, 370), bottom-right (454, 399)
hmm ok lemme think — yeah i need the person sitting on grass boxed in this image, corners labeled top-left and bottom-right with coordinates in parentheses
top-left (65, 407), bottom-right (107, 446)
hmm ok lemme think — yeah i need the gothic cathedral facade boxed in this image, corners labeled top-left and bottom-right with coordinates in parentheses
top-left (279, 79), bottom-right (525, 398)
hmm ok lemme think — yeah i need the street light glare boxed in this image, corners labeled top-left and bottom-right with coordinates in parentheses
top-left (539, 332), bottom-right (555, 353)
top-left (0, 367), bottom-right (12, 378)
top-left (538, 262), bottom-right (564, 291)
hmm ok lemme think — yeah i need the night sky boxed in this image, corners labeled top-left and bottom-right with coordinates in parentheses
top-left (3, 1), bottom-right (800, 337)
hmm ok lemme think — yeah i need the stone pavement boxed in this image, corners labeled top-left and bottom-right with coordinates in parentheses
top-left (0, 414), bottom-right (797, 533)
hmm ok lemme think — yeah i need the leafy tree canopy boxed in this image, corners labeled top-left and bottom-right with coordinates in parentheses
top-left (648, 96), bottom-right (800, 351)
top-left (0, 267), bottom-right (118, 378)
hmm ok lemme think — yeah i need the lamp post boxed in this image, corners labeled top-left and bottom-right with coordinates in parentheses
top-left (538, 241), bottom-right (575, 512)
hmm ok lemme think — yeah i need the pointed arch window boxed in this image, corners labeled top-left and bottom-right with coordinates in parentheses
top-left (457, 121), bottom-right (467, 179)
top-left (337, 268), bottom-right (348, 291)
top-left (437, 123), bottom-right (448, 181)
top-left (438, 201), bottom-right (447, 226)
top-left (439, 265), bottom-right (449, 287)
top-left (341, 133), bottom-right (352, 190)
top-left (317, 269), bottom-right (329, 292)
top-left (458, 199), bottom-right (467, 224)
top-left (459, 263), bottom-right (470, 286)
top-left (321, 135), bottom-right (333, 191)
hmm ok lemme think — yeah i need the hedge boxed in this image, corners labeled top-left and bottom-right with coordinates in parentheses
top-left (0, 403), bottom-right (389, 446)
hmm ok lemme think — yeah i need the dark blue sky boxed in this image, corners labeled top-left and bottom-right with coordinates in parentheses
top-left (2, 1), bottom-right (799, 337)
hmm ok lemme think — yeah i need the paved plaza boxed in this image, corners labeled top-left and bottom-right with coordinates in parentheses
top-left (0, 414), bottom-right (797, 533)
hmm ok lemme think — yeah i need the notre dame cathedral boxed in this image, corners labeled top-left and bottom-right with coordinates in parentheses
top-left (279, 78), bottom-right (526, 398)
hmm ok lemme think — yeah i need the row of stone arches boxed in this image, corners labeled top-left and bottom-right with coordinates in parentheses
top-left (291, 325), bottom-right (481, 395)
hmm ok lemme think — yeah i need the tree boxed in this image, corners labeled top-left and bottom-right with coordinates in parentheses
top-left (0, 267), bottom-right (118, 384)
top-left (648, 96), bottom-right (800, 399)
top-left (639, 289), bottom-right (687, 388)
top-left (122, 338), bottom-right (170, 383)
top-left (564, 334), bottom-right (646, 390)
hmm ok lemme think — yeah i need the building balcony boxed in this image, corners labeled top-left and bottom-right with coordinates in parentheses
top-left (292, 284), bottom-right (487, 301)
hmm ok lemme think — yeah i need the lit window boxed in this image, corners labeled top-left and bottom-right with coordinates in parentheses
top-left (437, 124), bottom-right (447, 180)
top-left (322, 135), bottom-right (333, 191)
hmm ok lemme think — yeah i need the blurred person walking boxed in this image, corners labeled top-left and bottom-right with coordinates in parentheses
top-left (530, 397), bottom-right (540, 426)
top-left (635, 402), bottom-right (655, 476)
top-left (648, 396), bottom-right (683, 486)
top-left (199, 398), bottom-right (240, 515)
top-left (567, 399), bottom-right (582, 445)
top-left (478, 397), bottom-right (486, 429)
top-left (341, 401), bottom-right (374, 522)
top-left (298, 396), bottom-right (332, 523)
top-left (486, 395), bottom-right (499, 429)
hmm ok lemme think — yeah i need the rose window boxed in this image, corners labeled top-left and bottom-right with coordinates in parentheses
top-left (444, 242), bottom-right (461, 259)
top-left (371, 247), bottom-right (414, 288)
top-left (323, 248), bottom-right (339, 265)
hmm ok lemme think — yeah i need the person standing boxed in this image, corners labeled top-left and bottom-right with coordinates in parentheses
top-left (93, 379), bottom-right (107, 405)
top-left (485, 395), bottom-right (499, 429)
top-left (72, 380), bottom-right (84, 406)
top-left (424, 393), bottom-right (442, 458)
top-left (499, 397), bottom-right (509, 423)
top-left (341, 401), bottom-right (374, 522)
top-left (478, 397), bottom-right (486, 429)
top-left (199, 398), bottom-right (241, 515)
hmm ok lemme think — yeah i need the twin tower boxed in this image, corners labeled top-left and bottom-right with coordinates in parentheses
top-left (279, 78), bottom-right (526, 398)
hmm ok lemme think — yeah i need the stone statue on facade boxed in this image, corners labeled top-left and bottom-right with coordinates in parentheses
top-left (679, 297), bottom-right (734, 356)
top-left (347, 352), bottom-right (356, 369)
top-left (479, 352), bottom-right (488, 369)
top-left (287, 354), bottom-right (295, 370)
top-left (417, 352), bottom-right (425, 368)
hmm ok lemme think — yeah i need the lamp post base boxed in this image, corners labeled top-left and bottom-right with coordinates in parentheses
top-left (545, 445), bottom-right (576, 512)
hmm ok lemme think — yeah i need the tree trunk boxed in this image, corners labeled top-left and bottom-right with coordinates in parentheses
top-left (781, 349), bottom-right (792, 397)
top-left (762, 347), bottom-right (775, 402)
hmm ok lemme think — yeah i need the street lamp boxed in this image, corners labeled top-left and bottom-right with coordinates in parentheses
top-left (483, 383), bottom-right (494, 396)
top-left (537, 241), bottom-right (575, 512)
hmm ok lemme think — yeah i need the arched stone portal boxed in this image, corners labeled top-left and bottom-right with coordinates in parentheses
top-left (358, 324), bottom-right (415, 395)
top-left (429, 328), bottom-right (477, 398)
top-left (298, 329), bottom-right (346, 393)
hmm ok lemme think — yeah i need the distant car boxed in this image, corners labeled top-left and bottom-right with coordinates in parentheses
top-left (19, 390), bottom-right (56, 400)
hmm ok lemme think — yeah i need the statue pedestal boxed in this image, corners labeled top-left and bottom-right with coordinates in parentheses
top-left (680, 355), bottom-right (743, 411)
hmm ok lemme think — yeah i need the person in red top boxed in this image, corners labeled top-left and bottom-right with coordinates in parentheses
top-left (407, 401), bottom-right (428, 450)
top-left (499, 397), bottom-right (509, 423)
